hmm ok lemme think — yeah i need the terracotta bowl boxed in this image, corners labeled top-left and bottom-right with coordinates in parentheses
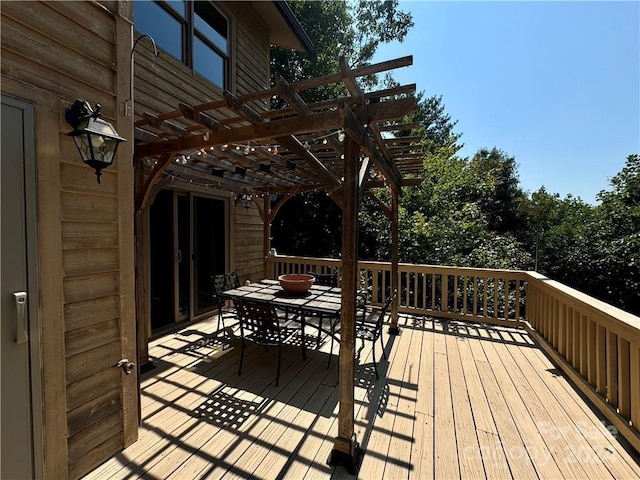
top-left (278, 273), bottom-right (315, 295)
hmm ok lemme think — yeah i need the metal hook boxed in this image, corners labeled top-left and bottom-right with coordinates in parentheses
top-left (131, 34), bottom-right (159, 60)
top-left (128, 35), bottom-right (160, 112)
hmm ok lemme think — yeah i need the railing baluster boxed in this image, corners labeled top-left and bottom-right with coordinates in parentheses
top-left (372, 269), bottom-right (379, 304)
top-left (422, 273), bottom-right (427, 310)
top-left (587, 319), bottom-right (597, 388)
top-left (481, 277), bottom-right (486, 317)
top-left (618, 337), bottom-right (631, 419)
top-left (573, 309), bottom-right (581, 370)
top-left (473, 276), bottom-right (478, 317)
top-left (431, 273), bottom-right (436, 311)
top-left (515, 279), bottom-right (521, 321)
top-left (580, 314), bottom-right (588, 378)
top-left (453, 275), bottom-right (458, 313)
top-left (607, 329), bottom-right (618, 407)
top-left (596, 324), bottom-right (606, 396)
top-left (463, 276), bottom-right (468, 316)
top-left (558, 302), bottom-right (566, 356)
top-left (504, 278), bottom-right (509, 320)
top-left (442, 273), bottom-right (448, 313)
top-left (492, 277), bottom-right (500, 318)
top-left (540, 292), bottom-right (549, 340)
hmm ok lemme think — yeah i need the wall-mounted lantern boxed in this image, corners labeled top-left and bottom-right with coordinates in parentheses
top-left (237, 193), bottom-right (252, 210)
top-left (65, 100), bottom-right (126, 183)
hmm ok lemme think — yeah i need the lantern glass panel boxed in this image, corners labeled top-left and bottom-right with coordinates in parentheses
top-left (72, 134), bottom-right (93, 162)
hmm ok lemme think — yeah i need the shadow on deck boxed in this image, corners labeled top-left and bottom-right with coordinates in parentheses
top-left (84, 314), bottom-right (640, 480)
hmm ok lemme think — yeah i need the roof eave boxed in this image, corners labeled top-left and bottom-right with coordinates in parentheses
top-left (250, 1), bottom-right (314, 54)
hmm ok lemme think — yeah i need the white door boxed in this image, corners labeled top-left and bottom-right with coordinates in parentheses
top-left (1, 97), bottom-right (38, 479)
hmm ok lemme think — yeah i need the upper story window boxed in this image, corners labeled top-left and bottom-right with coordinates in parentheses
top-left (134, 1), bottom-right (229, 89)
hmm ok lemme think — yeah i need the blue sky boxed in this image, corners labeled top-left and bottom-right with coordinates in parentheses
top-left (371, 1), bottom-right (640, 204)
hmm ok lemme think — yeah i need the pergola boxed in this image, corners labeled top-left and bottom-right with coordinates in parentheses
top-left (133, 55), bottom-right (421, 472)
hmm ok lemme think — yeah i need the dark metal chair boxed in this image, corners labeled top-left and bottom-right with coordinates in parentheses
top-left (212, 272), bottom-right (242, 343)
top-left (306, 270), bottom-right (339, 347)
top-left (331, 290), bottom-right (397, 379)
top-left (212, 274), bottom-right (228, 335)
top-left (235, 300), bottom-right (302, 387)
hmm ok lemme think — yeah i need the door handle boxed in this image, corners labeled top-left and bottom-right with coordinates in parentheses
top-left (13, 292), bottom-right (28, 344)
top-left (176, 250), bottom-right (182, 263)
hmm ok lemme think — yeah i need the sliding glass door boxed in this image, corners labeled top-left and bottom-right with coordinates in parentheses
top-left (193, 195), bottom-right (226, 316)
top-left (149, 189), bottom-right (227, 332)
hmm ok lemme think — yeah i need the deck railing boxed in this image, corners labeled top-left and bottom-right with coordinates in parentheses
top-left (269, 254), bottom-right (640, 452)
top-left (525, 272), bottom-right (640, 452)
top-left (271, 254), bottom-right (528, 327)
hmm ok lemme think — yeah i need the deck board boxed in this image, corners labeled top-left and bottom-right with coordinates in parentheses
top-left (83, 314), bottom-right (640, 480)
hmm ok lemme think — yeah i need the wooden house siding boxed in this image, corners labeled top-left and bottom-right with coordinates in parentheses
top-left (1, 1), bottom-right (135, 478)
top-left (234, 205), bottom-right (265, 282)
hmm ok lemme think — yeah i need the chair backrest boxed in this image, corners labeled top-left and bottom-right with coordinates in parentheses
top-left (374, 289), bottom-right (397, 328)
top-left (309, 271), bottom-right (337, 287)
top-left (235, 300), bottom-right (281, 345)
top-left (225, 272), bottom-right (241, 290)
top-left (212, 274), bottom-right (227, 297)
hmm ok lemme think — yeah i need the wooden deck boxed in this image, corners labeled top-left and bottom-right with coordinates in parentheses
top-left (84, 313), bottom-right (640, 479)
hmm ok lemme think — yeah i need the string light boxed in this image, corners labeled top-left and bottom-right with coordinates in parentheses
top-left (171, 129), bottom-right (345, 164)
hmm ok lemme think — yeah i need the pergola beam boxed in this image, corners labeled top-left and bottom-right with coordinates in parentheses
top-left (133, 109), bottom-right (343, 158)
top-left (134, 98), bottom-right (416, 160)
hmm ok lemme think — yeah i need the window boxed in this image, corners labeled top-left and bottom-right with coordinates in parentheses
top-left (134, 0), bottom-right (230, 89)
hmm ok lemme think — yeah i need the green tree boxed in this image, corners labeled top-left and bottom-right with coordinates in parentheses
top-left (591, 154), bottom-right (640, 314)
top-left (519, 155), bottom-right (639, 315)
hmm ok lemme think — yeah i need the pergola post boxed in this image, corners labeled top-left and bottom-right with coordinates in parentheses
top-left (329, 137), bottom-right (360, 473)
top-left (262, 194), bottom-right (271, 279)
top-left (389, 186), bottom-right (400, 333)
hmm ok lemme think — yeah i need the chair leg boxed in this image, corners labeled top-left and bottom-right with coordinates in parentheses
top-left (276, 344), bottom-right (281, 387)
top-left (328, 326), bottom-right (334, 369)
top-left (380, 333), bottom-right (386, 359)
top-left (238, 338), bottom-right (245, 376)
top-left (372, 341), bottom-right (379, 380)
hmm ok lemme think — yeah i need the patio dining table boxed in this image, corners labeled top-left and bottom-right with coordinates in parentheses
top-left (219, 279), bottom-right (342, 357)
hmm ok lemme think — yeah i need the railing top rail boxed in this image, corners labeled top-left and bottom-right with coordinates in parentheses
top-left (273, 254), bottom-right (529, 278)
top-left (525, 271), bottom-right (640, 340)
